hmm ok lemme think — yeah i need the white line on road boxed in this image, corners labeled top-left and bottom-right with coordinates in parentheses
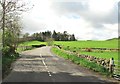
top-left (40, 54), bottom-right (52, 77)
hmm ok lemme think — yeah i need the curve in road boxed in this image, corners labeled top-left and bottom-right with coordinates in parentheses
top-left (2, 46), bottom-right (119, 83)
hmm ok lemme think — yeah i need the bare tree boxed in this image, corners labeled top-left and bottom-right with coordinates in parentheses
top-left (0, 0), bottom-right (32, 47)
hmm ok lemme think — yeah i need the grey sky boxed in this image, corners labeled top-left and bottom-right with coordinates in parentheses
top-left (21, 0), bottom-right (119, 40)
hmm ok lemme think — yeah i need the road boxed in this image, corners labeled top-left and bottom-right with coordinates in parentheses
top-left (2, 46), bottom-right (118, 83)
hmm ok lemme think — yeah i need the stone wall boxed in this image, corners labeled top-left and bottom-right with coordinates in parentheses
top-left (55, 45), bottom-right (117, 74)
top-left (77, 54), bottom-right (110, 70)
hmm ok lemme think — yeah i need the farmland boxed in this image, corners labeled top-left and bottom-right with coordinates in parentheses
top-left (18, 39), bottom-right (119, 61)
top-left (17, 39), bottom-right (119, 75)
top-left (19, 41), bottom-right (46, 46)
top-left (54, 39), bottom-right (119, 61)
top-left (54, 39), bottom-right (118, 48)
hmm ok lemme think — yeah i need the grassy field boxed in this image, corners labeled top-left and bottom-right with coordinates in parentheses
top-left (19, 41), bottom-right (46, 46)
top-left (17, 40), bottom-right (119, 75)
top-left (80, 52), bottom-right (118, 60)
top-left (18, 39), bottom-right (118, 48)
top-left (18, 40), bottom-right (119, 61)
top-left (17, 41), bottom-right (46, 52)
top-left (54, 39), bottom-right (118, 48)
top-left (54, 39), bottom-right (119, 61)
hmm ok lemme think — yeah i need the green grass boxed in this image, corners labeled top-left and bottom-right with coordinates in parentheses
top-left (2, 53), bottom-right (19, 78)
top-left (51, 47), bottom-right (110, 76)
top-left (17, 41), bottom-right (46, 52)
top-left (54, 39), bottom-right (119, 62)
top-left (79, 51), bottom-right (119, 67)
top-left (18, 40), bottom-right (119, 61)
top-left (19, 41), bottom-right (46, 46)
top-left (80, 51), bottom-right (118, 61)
top-left (54, 39), bottom-right (118, 48)
top-left (18, 39), bottom-right (119, 49)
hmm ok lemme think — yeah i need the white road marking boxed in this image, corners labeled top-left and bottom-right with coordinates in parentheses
top-left (40, 54), bottom-right (52, 77)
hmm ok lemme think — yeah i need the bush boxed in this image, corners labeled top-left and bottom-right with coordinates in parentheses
top-left (2, 46), bottom-right (10, 56)
top-left (2, 45), bottom-right (19, 78)
top-left (46, 38), bottom-right (54, 46)
top-left (2, 52), bottom-right (19, 78)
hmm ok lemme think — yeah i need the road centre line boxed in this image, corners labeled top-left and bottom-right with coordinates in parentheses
top-left (40, 54), bottom-right (52, 77)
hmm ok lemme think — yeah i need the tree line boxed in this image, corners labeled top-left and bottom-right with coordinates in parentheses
top-left (19, 30), bottom-right (76, 42)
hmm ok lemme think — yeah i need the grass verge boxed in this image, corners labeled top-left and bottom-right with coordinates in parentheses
top-left (2, 53), bottom-right (19, 79)
top-left (51, 47), bottom-right (111, 76)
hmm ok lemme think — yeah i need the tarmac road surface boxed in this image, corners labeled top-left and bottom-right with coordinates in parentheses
top-left (2, 46), bottom-right (119, 83)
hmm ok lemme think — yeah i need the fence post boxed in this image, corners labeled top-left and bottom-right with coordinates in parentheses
top-left (109, 57), bottom-right (114, 74)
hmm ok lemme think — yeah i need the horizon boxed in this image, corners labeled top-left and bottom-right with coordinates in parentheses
top-left (21, 0), bottom-right (119, 40)
top-left (20, 30), bottom-right (119, 41)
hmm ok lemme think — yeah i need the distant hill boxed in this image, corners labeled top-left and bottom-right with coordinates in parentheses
top-left (106, 38), bottom-right (119, 41)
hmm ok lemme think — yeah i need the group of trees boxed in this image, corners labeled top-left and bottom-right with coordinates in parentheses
top-left (0, 0), bottom-right (76, 53)
top-left (0, 0), bottom-right (30, 55)
top-left (52, 30), bottom-right (76, 41)
top-left (20, 30), bottom-right (76, 42)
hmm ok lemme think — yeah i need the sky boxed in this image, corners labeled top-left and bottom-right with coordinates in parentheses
top-left (21, 0), bottom-right (119, 40)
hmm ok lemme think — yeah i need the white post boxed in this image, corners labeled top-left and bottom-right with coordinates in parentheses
top-left (109, 58), bottom-right (114, 74)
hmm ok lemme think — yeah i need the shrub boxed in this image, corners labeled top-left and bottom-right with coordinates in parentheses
top-left (46, 38), bottom-right (54, 46)
top-left (2, 46), bottom-right (10, 56)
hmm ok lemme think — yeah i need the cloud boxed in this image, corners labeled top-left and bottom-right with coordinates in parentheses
top-left (51, 0), bottom-right (118, 24)
top-left (21, 0), bottom-right (118, 40)
top-left (21, 16), bottom-right (47, 34)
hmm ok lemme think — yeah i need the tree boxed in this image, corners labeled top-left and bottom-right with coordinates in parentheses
top-left (52, 30), bottom-right (58, 41)
top-left (70, 34), bottom-right (76, 41)
top-left (63, 31), bottom-right (69, 41)
top-left (23, 32), bottom-right (30, 41)
top-left (46, 38), bottom-right (54, 46)
top-left (8, 16), bottom-right (21, 49)
top-left (0, 0), bottom-right (31, 47)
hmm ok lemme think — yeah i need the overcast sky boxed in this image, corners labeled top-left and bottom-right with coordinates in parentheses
top-left (21, 0), bottom-right (119, 40)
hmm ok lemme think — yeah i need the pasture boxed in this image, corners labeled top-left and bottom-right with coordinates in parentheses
top-left (19, 41), bottom-right (46, 46)
top-left (54, 39), bottom-right (119, 61)
top-left (54, 39), bottom-right (118, 48)
top-left (17, 39), bottom-right (119, 75)
top-left (18, 39), bottom-right (119, 61)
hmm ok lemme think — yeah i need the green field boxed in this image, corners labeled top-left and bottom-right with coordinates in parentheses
top-left (17, 40), bottom-right (119, 74)
top-left (18, 40), bottom-right (119, 61)
top-left (19, 41), bottom-right (46, 46)
top-left (54, 39), bottom-right (119, 61)
top-left (17, 41), bottom-right (46, 52)
top-left (19, 39), bottom-right (119, 48)
top-left (80, 52), bottom-right (118, 63)
top-left (54, 39), bottom-right (118, 48)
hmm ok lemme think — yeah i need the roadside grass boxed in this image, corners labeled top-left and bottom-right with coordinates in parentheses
top-left (17, 46), bottom-right (34, 53)
top-left (2, 53), bottom-right (19, 78)
top-left (51, 47), bottom-right (111, 76)
top-left (17, 41), bottom-right (46, 52)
